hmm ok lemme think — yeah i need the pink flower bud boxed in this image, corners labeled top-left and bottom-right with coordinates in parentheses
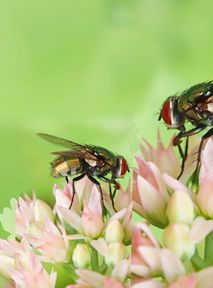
top-left (82, 205), bottom-right (104, 238)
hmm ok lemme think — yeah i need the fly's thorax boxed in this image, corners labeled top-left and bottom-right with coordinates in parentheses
top-left (113, 156), bottom-right (129, 178)
top-left (178, 81), bottom-right (213, 124)
top-left (179, 95), bottom-right (213, 124)
top-left (51, 156), bottom-right (82, 178)
top-left (159, 96), bottom-right (182, 129)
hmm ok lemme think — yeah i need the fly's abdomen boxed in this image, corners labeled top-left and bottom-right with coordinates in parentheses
top-left (51, 156), bottom-right (82, 178)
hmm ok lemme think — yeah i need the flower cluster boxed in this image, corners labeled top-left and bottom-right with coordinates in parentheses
top-left (133, 132), bottom-right (213, 287)
top-left (0, 178), bottom-right (131, 287)
top-left (1, 130), bottom-right (213, 287)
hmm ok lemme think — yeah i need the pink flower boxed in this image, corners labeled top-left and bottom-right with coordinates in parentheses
top-left (73, 260), bottom-right (130, 288)
top-left (133, 157), bottom-right (169, 227)
top-left (140, 131), bottom-right (180, 178)
top-left (9, 250), bottom-right (56, 288)
top-left (196, 139), bottom-right (213, 218)
top-left (57, 185), bottom-right (104, 239)
top-left (53, 182), bottom-right (83, 217)
top-left (25, 218), bottom-right (70, 263)
top-left (16, 194), bottom-right (54, 237)
top-left (169, 274), bottom-right (197, 288)
top-left (132, 223), bottom-right (185, 281)
top-left (81, 189), bottom-right (104, 238)
top-left (104, 183), bottom-right (131, 214)
top-left (0, 239), bottom-right (29, 278)
top-left (199, 138), bottom-right (213, 184)
top-left (103, 277), bottom-right (124, 288)
top-left (0, 239), bottom-right (56, 287)
top-left (132, 222), bottom-right (159, 268)
top-left (66, 283), bottom-right (90, 288)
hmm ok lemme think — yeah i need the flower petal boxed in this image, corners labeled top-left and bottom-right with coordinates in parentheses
top-left (57, 206), bottom-right (83, 233)
top-left (191, 217), bottom-right (213, 244)
top-left (161, 249), bottom-right (185, 283)
top-left (76, 269), bottom-right (104, 288)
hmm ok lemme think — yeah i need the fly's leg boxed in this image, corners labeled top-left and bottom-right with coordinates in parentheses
top-left (66, 176), bottom-right (69, 184)
top-left (99, 176), bottom-right (119, 212)
top-left (108, 183), bottom-right (117, 212)
top-left (174, 125), bottom-right (205, 179)
top-left (69, 174), bottom-right (85, 209)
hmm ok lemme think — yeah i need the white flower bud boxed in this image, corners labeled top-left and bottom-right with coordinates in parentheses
top-left (163, 223), bottom-right (195, 261)
top-left (105, 220), bottom-right (124, 243)
top-left (72, 244), bottom-right (91, 269)
top-left (166, 190), bottom-right (194, 225)
top-left (105, 242), bottom-right (126, 266)
top-left (34, 200), bottom-right (54, 222)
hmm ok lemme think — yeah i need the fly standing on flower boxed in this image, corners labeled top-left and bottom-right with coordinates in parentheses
top-left (159, 81), bottom-right (213, 179)
top-left (37, 133), bottom-right (129, 211)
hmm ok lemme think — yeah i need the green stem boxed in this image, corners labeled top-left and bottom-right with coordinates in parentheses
top-left (204, 231), bottom-right (213, 266)
top-left (91, 247), bottom-right (99, 270)
top-left (191, 252), bottom-right (206, 271)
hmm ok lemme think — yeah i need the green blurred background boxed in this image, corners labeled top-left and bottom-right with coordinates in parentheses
top-left (0, 0), bottom-right (213, 239)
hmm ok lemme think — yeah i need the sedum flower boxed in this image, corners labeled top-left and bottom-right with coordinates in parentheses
top-left (16, 194), bottom-right (54, 237)
top-left (57, 185), bottom-right (104, 239)
top-left (26, 218), bottom-right (70, 263)
top-left (140, 130), bottom-right (180, 178)
top-left (9, 250), bottom-right (56, 288)
top-left (132, 223), bottom-right (184, 281)
top-left (81, 197), bottom-right (104, 239)
top-left (104, 184), bottom-right (132, 214)
top-left (132, 222), bottom-right (160, 277)
top-left (133, 133), bottom-right (201, 229)
top-left (196, 177), bottom-right (213, 218)
top-left (195, 138), bottom-right (213, 218)
top-left (0, 239), bottom-right (28, 278)
top-left (168, 266), bottom-right (213, 288)
top-left (73, 259), bottom-right (130, 288)
top-left (0, 239), bottom-right (56, 287)
top-left (133, 158), bottom-right (169, 228)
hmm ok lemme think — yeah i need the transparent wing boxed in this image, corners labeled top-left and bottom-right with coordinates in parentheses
top-left (37, 133), bottom-right (85, 150)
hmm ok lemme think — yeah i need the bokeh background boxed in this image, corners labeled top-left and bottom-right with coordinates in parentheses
top-left (1, 0), bottom-right (213, 239)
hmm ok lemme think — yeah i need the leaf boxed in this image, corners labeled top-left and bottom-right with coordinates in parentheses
top-left (0, 198), bottom-right (16, 238)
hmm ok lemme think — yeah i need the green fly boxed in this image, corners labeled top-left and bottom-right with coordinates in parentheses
top-left (37, 133), bottom-right (129, 211)
top-left (159, 81), bottom-right (213, 178)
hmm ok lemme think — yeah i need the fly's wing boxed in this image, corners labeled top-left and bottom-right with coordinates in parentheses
top-left (38, 133), bottom-right (100, 161)
top-left (37, 133), bottom-right (85, 150)
top-left (38, 133), bottom-right (116, 166)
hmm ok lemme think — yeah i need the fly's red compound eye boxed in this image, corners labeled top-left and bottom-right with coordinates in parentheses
top-left (161, 99), bottom-right (172, 125)
top-left (121, 158), bottom-right (128, 176)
